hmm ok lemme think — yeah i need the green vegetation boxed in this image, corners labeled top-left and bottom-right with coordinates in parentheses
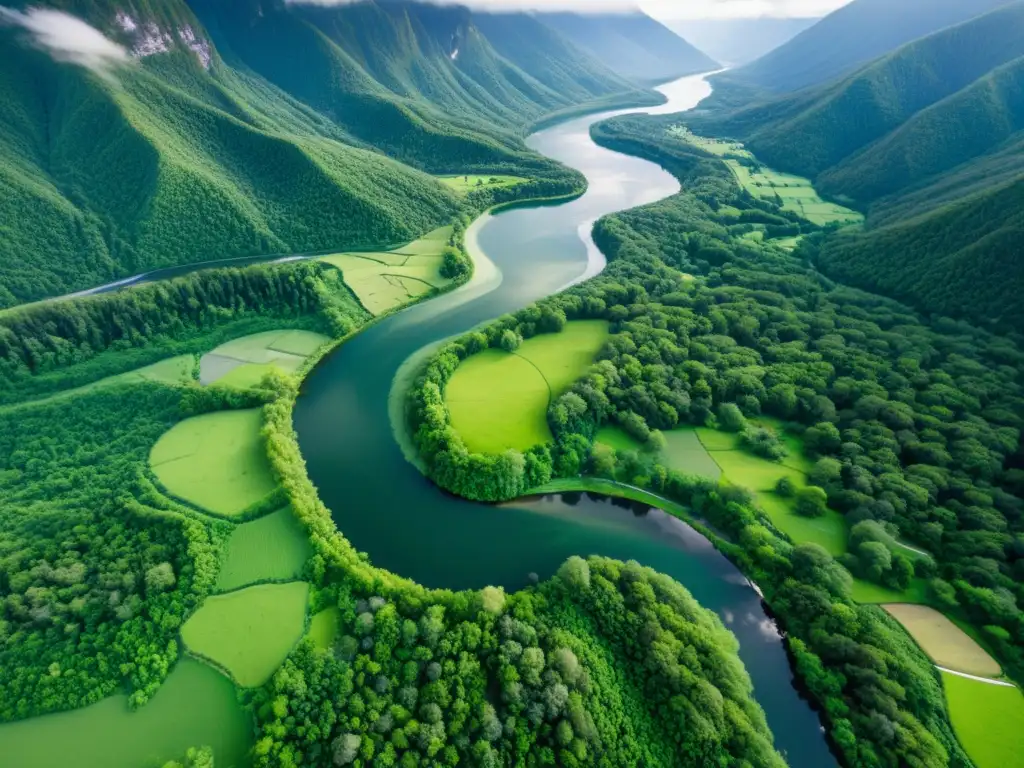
top-left (445, 320), bottom-right (609, 454)
top-left (438, 175), bottom-right (527, 195)
top-left (215, 508), bottom-right (313, 593)
top-left (150, 409), bottom-right (278, 517)
top-left (319, 227), bottom-right (460, 316)
top-left (725, 161), bottom-right (862, 226)
top-left (0, 660), bottom-right (250, 768)
top-left (942, 672), bottom-right (1024, 768)
top-left (689, 2), bottom-right (1024, 329)
top-left (182, 582), bottom-right (310, 688)
top-left (201, 330), bottom-right (329, 388)
top-left (306, 607), bottom-right (341, 651)
top-left (849, 577), bottom-right (930, 606)
top-left (885, 604), bottom-right (1002, 677)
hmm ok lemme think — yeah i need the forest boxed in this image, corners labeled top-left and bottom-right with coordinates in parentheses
top-left (406, 111), bottom-right (1024, 767)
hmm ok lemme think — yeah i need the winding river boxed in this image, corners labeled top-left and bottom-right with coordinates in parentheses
top-left (294, 73), bottom-right (836, 766)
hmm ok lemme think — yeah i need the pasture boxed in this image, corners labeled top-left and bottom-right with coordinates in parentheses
top-left (215, 507), bottom-right (313, 592)
top-left (594, 425), bottom-right (722, 480)
top-left (943, 672), bottom-right (1024, 768)
top-left (446, 321), bottom-right (609, 454)
top-left (724, 160), bottom-right (862, 226)
top-left (666, 125), bottom-right (750, 158)
top-left (0, 660), bottom-right (250, 768)
top-left (438, 174), bottom-right (527, 195)
top-left (150, 408), bottom-right (277, 517)
top-left (307, 607), bottom-right (342, 650)
top-left (884, 604), bottom-right (1002, 677)
top-left (182, 582), bottom-right (310, 688)
top-left (200, 329), bottom-right (329, 387)
top-left (849, 577), bottom-right (929, 605)
top-left (320, 226), bottom-right (455, 315)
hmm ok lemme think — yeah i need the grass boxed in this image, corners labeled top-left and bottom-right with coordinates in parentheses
top-left (667, 125), bottom-right (749, 158)
top-left (883, 604), bottom-right (1002, 677)
top-left (725, 159), bottom-right (862, 226)
top-left (307, 607), bottom-right (341, 651)
top-left (942, 672), bottom-right (1024, 768)
top-left (528, 476), bottom-right (692, 523)
top-left (150, 409), bottom-right (278, 517)
top-left (182, 582), bottom-right (310, 688)
top-left (438, 174), bottom-right (527, 195)
top-left (849, 577), bottom-right (929, 604)
top-left (319, 226), bottom-right (454, 315)
top-left (594, 425), bottom-right (722, 480)
top-left (215, 507), bottom-right (313, 592)
top-left (200, 329), bottom-right (329, 386)
top-left (0, 659), bottom-right (251, 768)
top-left (446, 321), bottom-right (610, 454)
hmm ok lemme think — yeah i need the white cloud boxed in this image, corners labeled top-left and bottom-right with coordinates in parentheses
top-left (0, 7), bottom-right (129, 73)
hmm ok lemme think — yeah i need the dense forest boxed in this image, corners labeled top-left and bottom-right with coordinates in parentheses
top-left (407, 112), bottom-right (1023, 767)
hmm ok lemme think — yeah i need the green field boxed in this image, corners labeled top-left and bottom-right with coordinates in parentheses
top-left (150, 409), bottom-right (278, 517)
top-left (200, 330), bottom-right (329, 387)
top-left (667, 125), bottom-right (749, 158)
top-left (0, 660), bottom-right (251, 768)
top-left (849, 577), bottom-right (929, 605)
top-left (216, 507), bottom-right (313, 592)
top-left (884, 604), bottom-right (1002, 677)
top-left (320, 226), bottom-right (455, 315)
top-left (596, 425), bottom-right (724, 481)
top-left (725, 160), bottom-right (862, 226)
top-left (182, 582), bottom-right (310, 688)
top-left (307, 607), bottom-right (342, 651)
top-left (438, 174), bottom-right (527, 195)
top-left (446, 321), bottom-right (610, 454)
top-left (943, 672), bottom-right (1024, 768)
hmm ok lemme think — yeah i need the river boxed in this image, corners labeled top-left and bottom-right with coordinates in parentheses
top-left (294, 73), bottom-right (836, 766)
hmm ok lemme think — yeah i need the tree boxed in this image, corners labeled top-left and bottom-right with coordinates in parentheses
top-left (500, 330), bottom-right (522, 353)
top-left (795, 486), bottom-right (828, 518)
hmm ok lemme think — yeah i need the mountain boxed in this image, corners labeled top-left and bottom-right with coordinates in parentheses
top-left (711, 0), bottom-right (1011, 95)
top-left (684, 2), bottom-right (1024, 330)
top-left (0, 0), bottom-right (654, 307)
top-left (667, 16), bottom-right (818, 67)
top-left (534, 10), bottom-right (718, 84)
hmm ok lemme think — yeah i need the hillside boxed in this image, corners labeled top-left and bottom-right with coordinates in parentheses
top-left (536, 11), bottom-right (718, 83)
top-left (710, 0), bottom-right (1010, 95)
top-left (0, 0), bottom-right (654, 306)
top-left (668, 17), bottom-right (817, 67)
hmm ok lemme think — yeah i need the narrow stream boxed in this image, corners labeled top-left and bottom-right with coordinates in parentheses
top-left (294, 73), bottom-right (836, 766)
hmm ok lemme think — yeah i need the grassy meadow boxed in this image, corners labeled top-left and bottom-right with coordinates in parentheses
top-left (942, 672), bottom-right (1024, 768)
top-left (182, 582), bottom-right (310, 688)
top-left (446, 321), bottom-right (610, 453)
top-left (200, 329), bottom-right (329, 387)
top-left (0, 660), bottom-right (250, 768)
top-left (215, 507), bottom-right (313, 592)
top-left (150, 409), bottom-right (278, 517)
top-left (307, 607), bottom-right (342, 651)
top-left (884, 605), bottom-right (1002, 678)
top-left (438, 175), bottom-right (527, 195)
top-left (320, 226), bottom-right (455, 315)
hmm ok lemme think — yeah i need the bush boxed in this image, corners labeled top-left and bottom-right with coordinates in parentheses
top-left (795, 486), bottom-right (828, 518)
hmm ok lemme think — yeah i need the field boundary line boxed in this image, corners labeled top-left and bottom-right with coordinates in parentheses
top-left (938, 667), bottom-right (1016, 687)
top-left (510, 352), bottom-right (553, 401)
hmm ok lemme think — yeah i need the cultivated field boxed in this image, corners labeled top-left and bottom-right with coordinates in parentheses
top-left (943, 672), bottom-right (1024, 768)
top-left (725, 160), bottom-right (862, 226)
top-left (884, 604), bottom-right (1002, 677)
top-left (0, 660), bottom-right (250, 768)
top-left (446, 321), bottom-right (610, 454)
top-left (215, 507), bottom-right (313, 592)
top-left (320, 226), bottom-right (455, 315)
top-left (149, 409), bottom-right (277, 516)
top-left (438, 174), bottom-right (527, 195)
top-left (182, 582), bottom-right (310, 688)
top-left (200, 329), bottom-right (329, 387)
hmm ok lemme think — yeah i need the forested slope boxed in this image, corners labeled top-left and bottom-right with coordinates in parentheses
top-left (536, 11), bottom-right (718, 84)
top-left (0, 0), bottom-right (655, 307)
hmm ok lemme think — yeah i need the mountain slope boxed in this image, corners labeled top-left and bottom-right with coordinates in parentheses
top-left (668, 17), bottom-right (818, 67)
top-left (535, 11), bottom-right (718, 84)
top-left (712, 0), bottom-right (1010, 95)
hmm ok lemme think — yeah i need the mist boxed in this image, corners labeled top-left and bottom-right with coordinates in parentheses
top-left (0, 7), bottom-right (129, 73)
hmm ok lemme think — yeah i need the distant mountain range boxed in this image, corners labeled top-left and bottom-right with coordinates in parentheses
top-left (0, 0), bottom-right (700, 307)
top-left (667, 17), bottom-right (817, 67)
top-left (687, 1), bottom-right (1024, 330)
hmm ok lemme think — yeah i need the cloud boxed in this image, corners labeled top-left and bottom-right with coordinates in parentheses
top-left (0, 7), bottom-right (129, 73)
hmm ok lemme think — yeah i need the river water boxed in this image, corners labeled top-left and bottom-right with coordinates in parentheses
top-left (294, 73), bottom-right (836, 766)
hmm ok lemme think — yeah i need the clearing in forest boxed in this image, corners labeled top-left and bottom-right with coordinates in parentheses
top-left (149, 409), bottom-right (277, 517)
top-left (446, 321), bottom-right (610, 454)
top-left (182, 582), bottom-right (309, 688)
top-left (215, 507), bottom-right (313, 592)
top-left (0, 660), bottom-right (250, 768)
top-left (883, 604), bottom-right (1002, 678)
top-left (849, 577), bottom-right (929, 605)
top-left (200, 329), bottom-right (329, 387)
top-left (319, 226), bottom-right (455, 315)
top-left (307, 607), bottom-right (342, 650)
top-left (438, 174), bottom-right (527, 195)
top-left (595, 425), bottom-right (722, 481)
top-left (942, 672), bottom-right (1024, 768)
